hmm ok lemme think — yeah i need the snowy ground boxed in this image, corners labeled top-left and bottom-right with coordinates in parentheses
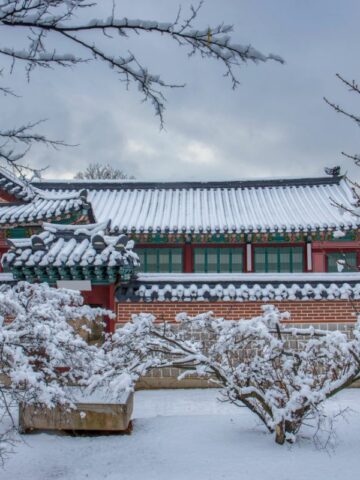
top-left (2, 389), bottom-right (360, 480)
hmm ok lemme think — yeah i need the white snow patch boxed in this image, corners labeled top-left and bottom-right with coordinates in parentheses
top-left (1, 389), bottom-right (360, 480)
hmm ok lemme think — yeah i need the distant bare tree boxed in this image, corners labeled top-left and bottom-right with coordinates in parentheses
top-left (74, 163), bottom-right (134, 180)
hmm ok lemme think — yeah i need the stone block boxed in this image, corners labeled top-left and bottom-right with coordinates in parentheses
top-left (19, 388), bottom-right (133, 433)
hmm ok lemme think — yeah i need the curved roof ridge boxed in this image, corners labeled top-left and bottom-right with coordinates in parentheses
top-left (32, 175), bottom-right (343, 192)
top-left (43, 220), bottom-right (109, 235)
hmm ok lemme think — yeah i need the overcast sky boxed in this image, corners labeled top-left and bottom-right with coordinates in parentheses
top-left (1, 0), bottom-right (360, 181)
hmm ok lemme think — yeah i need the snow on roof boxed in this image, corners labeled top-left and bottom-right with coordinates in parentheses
top-left (32, 176), bottom-right (358, 234)
top-left (125, 272), bottom-right (360, 302)
top-left (0, 189), bottom-right (89, 225)
top-left (42, 221), bottom-right (108, 235)
top-left (137, 272), bottom-right (360, 283)
top-left (2, 223), bottom-right (139, 269)
top-left (0, 272), bottom-right (14, 283)
top-left (0, 168), bottom-right (95, 225)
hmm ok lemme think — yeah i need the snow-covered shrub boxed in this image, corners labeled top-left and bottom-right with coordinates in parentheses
top-left (130, 306), bottom-right (360, 445)
top-left (0, 282), bottom-right (112, 462)
top-left (88, 315), bottom-right (159, 401)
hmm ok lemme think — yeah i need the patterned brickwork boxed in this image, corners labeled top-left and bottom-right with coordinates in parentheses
top-left (117, 300), bottom-right (360, 325)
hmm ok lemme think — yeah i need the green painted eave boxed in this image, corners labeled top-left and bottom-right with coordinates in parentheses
top-left (2, 210), bottom-right (91, 239)
top-left (128, 229), bottom-right (359, 244)
top-left (8, 264), bottom-right (135, 285)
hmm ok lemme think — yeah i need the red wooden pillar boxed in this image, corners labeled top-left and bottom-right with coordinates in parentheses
top-left (184, 243), bottom-right (193, 273)
top-left (0, 237), bottom-right (8, 272)
top-left (107, 283), bottom-right (116, 333)
top-left (82, 285), bottom-right (116, 334)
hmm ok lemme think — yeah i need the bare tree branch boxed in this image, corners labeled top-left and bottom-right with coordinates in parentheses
top-left (336, 73), bottom-right (360, 95)
top-left (0, 121), bottom-right (72, 178)
top-left (325, 73), bottom-right (360, 228)
top-left (324, 96), bottom-right (360, 127)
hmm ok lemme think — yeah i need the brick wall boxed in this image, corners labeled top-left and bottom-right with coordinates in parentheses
top-left (117, 299), bottom-right (359, 389)
top-left (116, 300), bottom-right (360, 325)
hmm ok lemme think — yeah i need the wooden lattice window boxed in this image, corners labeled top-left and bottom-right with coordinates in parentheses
top-left (136, 248), bottom-right (183, 273)
top-left (254, 246), bottom-right (304, 273)
top-left (193, 247), bottom-right (243, 273)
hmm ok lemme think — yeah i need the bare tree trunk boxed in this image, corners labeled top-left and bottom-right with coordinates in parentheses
top-left (275, 421), bottom-right (286, 445)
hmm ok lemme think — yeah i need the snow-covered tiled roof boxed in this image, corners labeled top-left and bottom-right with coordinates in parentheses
top-left (0, 168), bottom-right (94, 225)
top-left (0, 189), bottom-right (90, 225)
top-left (32, 176), bottom-right (358, 233)
top-left (2, 222), bottom-right (139, 272)
top-left (119, 272), bottom-right (360, 302)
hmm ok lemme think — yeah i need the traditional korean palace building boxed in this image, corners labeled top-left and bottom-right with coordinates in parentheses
top-left (1, 167), bottom-right (360, 345)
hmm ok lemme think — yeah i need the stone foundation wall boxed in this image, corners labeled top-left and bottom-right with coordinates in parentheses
top-left (123, 308), bottom-right (355, 389)
top-left (118, 300), bottom-right (359, 389)
top-left (136, 368), bottom-right (360, 390)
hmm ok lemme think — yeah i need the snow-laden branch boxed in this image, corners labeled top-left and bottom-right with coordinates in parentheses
top-left (0, 1), bottom-right (284, 174)
top-left (0, 0), bottom-right (283, 126)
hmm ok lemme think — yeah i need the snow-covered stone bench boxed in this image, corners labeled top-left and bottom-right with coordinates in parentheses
top-left (19, 388), bottom-right (133, 434)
